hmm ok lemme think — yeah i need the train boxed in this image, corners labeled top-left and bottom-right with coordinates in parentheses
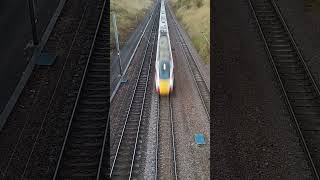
top-left (155, 0), bottom-right (174, 96)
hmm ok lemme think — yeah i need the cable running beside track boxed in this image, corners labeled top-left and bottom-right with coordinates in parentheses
top-left (156, 96), bottom-right (178, 180)
top-left (109, 3), bottom-right (160, 179)
top-left (166, 3), bottom-right (210, 120)
top-left (52, 0), bottom-right (108, 178)
top-left (249, 0), bottom-right (320, 178)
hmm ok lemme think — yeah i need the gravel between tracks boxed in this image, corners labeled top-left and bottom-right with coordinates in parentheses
top-left (143, 91), bottom-right (158, 180)
top-left (212, 0), bottom-right (313, 179)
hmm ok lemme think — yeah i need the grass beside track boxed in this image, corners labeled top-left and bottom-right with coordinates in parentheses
top-left (110, 0), bottom-right (153, 51)
top-left (170, 0), bottom-right (210, 64)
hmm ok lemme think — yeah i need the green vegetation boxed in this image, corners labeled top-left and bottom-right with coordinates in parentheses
top-left (110, 0), bottom-right (153, 52)
top-left (170, 0), bottom-right (210, 64)
top-left (304, 0), bottom-right (320, 11)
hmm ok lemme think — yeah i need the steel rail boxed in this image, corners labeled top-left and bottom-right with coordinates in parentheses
top-left (155, 95), bottom-right (178, 180)
top-left (169, 96), bottom-right (178, 180)
top-left (248, 0), bottom-right (320, 178)
top-left (96, 113), bottom-right (110, 179)
top-left (109, 4), bottom-right (159, 178)
top-left (155, 94), bottom-right (159, 179)
top-left (52, 0), bottom-right (107, 178)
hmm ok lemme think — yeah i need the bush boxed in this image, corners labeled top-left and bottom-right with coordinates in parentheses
top-left (195, 0), bottom-right (203, 8)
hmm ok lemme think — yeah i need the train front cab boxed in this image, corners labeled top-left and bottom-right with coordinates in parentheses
top-left (156, 61), bottom-right (173, 96)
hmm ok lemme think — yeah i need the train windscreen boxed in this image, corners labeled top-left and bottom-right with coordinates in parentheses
top-left (159, 61), bottom-right (170, 79)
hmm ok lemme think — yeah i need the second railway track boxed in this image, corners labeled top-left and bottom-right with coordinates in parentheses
top-left (52, 0), bottom-right (108, 178)
top-left (110, 3), bottom-right (160, 179)
top-left (166, 3), bottom-right (210, 119)
top-left (249, 0), bottom-right (320, 178)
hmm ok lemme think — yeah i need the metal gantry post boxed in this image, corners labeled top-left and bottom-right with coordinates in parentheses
top-left (112, 13), bottom-right (123, 76)
top-left (28, 0), bottom-right (39, 45)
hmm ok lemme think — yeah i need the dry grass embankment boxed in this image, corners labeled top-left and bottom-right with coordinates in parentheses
top-left (110, 0), bottom-right (153, 52)
top-left (169, 0), bottom-right (210, 64)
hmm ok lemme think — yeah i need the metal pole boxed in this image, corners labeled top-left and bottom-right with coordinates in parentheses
top-left (28, 0), bottom-right (39, 45)
top-left (112, 13), bottom-right (123, 76)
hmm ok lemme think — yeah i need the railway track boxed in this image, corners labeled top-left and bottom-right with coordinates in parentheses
top-left (166, 4), bottom-right (210, 119)
top-left (156, 96), bottom-right (178, 179)
top-left (109, 4), bottom-right (160, 179)
top-left (249, 0), bottom-right (320, 178)
top-left (52, 0), bottom-right (108, 178)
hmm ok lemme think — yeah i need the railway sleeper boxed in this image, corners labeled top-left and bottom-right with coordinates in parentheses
top-left (284, 78), bottom-right (312, 84)
top-left (262, 26), bottom-right (284, 32)
top-left (277, 69), bottom-right (306, 74)
top-left (70, 131), bottom-right (104, 138)
top-left (265, 30), bottom-right (287, 35)
top-left (62, 161), bottom-right (98, 169)
top-left (271, 48), bottom-right (295, 53)
top-left (94, 40), bottom-right (108, 47)
top-left (87, 81), bottom-right (107, 86)
top-left (273, 54), bottom-right (298, 59)
top-left (77, 115), bottom-right (106, 121)
top-left (85, 87), bottom-right (108, 92)
top-left (124, 126), bottom-right (139, 131)
top-left (286, 87), bottom-right (313, 93)
top-left (61, 173), bottom-right (97, 178)
top-left (284, 84), bottom-right (313, 92)
top-left (84, 83), bottom-right (108, 89)
top-left (90, 56), bottom-right (108, 62)
top-left (57, 173), bottom-right (96, 178)
top-left (90, 65), bottom-right (108, 70)
top-left (275, 58), bottom-right (299, 63)
top-left (123, 126), bottom-right (139, 133)
top-left (260, 21), bottom-right (281, 25)
top-left (88, 68), bottom-right (108, 73)
top-left (267, 36), bottom-right (289, 42)
top-left (67, 140), bottom-right (102, 148)
top-left (82, 93), bottom-right (107, 98)
top-left (117, 146), bottom-right (135, 155)
top-left (256, 12), bottom-right (276, 17)
top-left (80, 100), bottom-right (107, 105)
top-left (71, 119), bottom-right (106, 127)
top-left (73, 123), bottom-right (106, 130)
top-left (293, 103), bottom-right (320, 108)
top-left (295, 114), bottom-right (320, 123)
top-left (299, 123), bottom-right (320, 131)
top-left (111, 169), bottom-right (130, 176)
top-left (64, 149), bottom-right (101, 157)
top-left (267, 38), bottom-right (290, 43)
top-left (279, 75), bottom-right (307, 81)
top-left (293, 107), bottom-right (320, 115)
top-left (87, 74), bottom-right (108, 78)
top-left (91, 62), bottom-right (108, 66)
top-left (288, 94), bottom-right (317, 101)
top-left (257, 17), bottom-right (278, 21)
top-left (78, 107), bottom-right (107, 113)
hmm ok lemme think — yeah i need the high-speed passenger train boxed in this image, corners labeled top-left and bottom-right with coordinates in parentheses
top-left (155, 0), bottom-right (174, 96)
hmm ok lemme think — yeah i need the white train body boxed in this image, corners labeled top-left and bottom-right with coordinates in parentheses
top-left (155, 0), bottom-right (174, 96)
